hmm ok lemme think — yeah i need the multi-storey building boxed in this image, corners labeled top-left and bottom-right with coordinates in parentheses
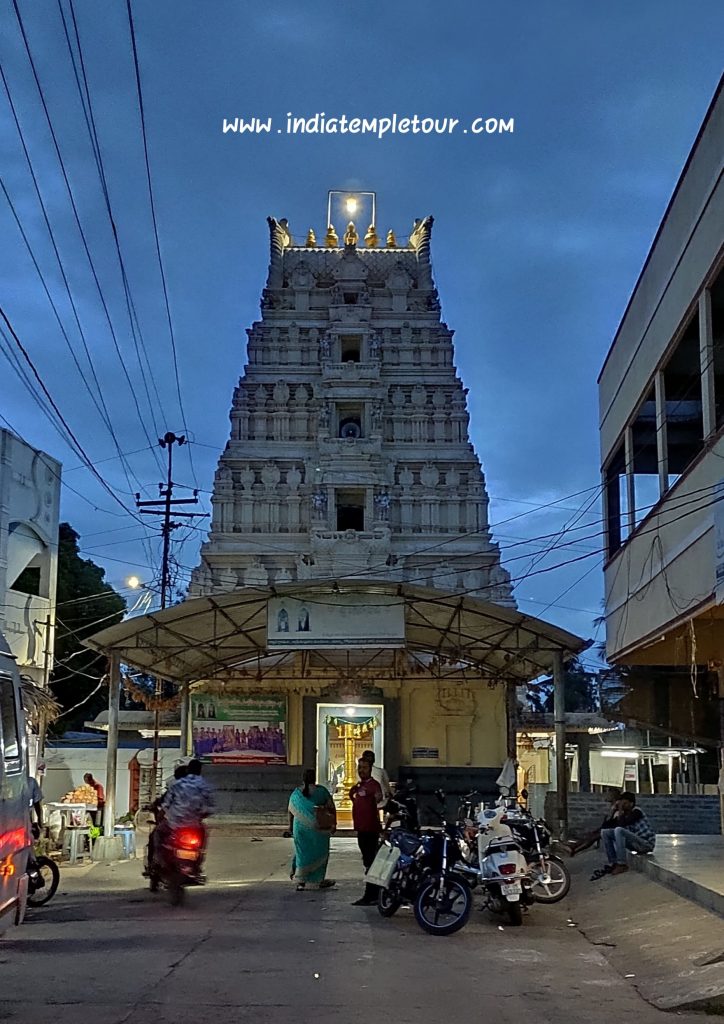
top-left (599, 77), bottom-right (724, 784)
top-left (0, 428), bottom-right (61, 686)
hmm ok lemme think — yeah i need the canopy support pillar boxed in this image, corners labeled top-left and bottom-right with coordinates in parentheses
top-left (553, 650), bottom-right (568, 840)
top-left (94, 652), bottom-right (123, 861)
top-left (180, 682), bottom-right (191, 757)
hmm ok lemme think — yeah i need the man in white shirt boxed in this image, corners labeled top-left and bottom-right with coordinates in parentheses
top-left (361, 750), bottom-right (391, 803)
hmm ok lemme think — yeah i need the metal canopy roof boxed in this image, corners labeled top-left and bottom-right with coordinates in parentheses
top-left (85, 580), bottom-right (588, 684)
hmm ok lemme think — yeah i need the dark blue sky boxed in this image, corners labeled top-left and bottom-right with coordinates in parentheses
top-left (1, 1), bottom-right (723, 655)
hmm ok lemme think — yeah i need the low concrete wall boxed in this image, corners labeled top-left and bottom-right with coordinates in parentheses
top-left (545, 791), bottom-right (722, 836)
top-left (203, 765), bottom-right (302, 814)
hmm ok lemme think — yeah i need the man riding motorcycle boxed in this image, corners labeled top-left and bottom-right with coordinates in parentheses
top-left (144, 763), bottom-right (188, 875)
top-left (147, 760), bottom-right (214, 881)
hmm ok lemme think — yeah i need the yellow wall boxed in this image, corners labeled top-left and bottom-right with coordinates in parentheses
top-left (400, 679), bottom-right (506, 767)
top-left (196, 674), bottom-right (508, 769)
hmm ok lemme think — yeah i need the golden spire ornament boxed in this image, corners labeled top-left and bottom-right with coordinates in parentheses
top-left (324, 223), bottom-right (339, 247)
top-left (386, 229), bottom-right (397, 248)
top-left (305, 227), bottom-right (317, 247)
top-left (364, 223), bottom-right (379, 248)
top-left (344, 221), bottom-right (359, 247)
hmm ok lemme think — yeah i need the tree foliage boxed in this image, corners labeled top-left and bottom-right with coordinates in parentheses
top-left (526, 657), bottom-right (601, 714)
top-left (50, 523), bottom-right (126, 733)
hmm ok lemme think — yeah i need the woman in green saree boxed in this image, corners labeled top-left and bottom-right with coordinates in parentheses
top-left (288, 769), bottom-right (336, 890)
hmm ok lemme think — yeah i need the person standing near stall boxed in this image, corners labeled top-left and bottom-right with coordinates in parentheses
top-left (84, 773), bottom-right (105, 826)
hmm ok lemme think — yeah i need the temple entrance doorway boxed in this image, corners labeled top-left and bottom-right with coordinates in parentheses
top-left (316, 703), bottom-right (384, 827)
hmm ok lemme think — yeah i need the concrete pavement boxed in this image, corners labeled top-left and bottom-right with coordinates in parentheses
top-left (628, 835), bottom-right (724, 916)
top-left (0, 836), bottom-right (716, 1023)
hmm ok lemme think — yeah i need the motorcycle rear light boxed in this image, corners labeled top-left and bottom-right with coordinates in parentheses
top-left (175, 828), bottom-right (203, 850)
top-left (500, 863), bottom-right (516, 875)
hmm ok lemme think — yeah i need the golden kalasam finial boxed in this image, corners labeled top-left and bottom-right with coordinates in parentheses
top-left (386, 229), bottom-right (397, 248)
top-left (344, 221), bottom-right (359, 247)
top-left (305, 227), bottom-right (317, 247)
top-left (364, 223), bottom-right (379, 248)
top-left (324, 223), bottom-right (339, 247)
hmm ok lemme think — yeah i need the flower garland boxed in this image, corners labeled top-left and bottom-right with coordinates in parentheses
top-left (325, 715), bottom-right (379, 732)
top-left (121, 673), bottom-right (181, 711)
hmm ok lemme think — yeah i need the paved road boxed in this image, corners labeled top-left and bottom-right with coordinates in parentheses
top-left (0, 836), bottom-right (707, 1023)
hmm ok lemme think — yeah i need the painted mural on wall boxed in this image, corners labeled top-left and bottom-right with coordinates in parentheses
top-left (267, 594), bottom-right (405, 649)
top-left (192, 694), bottom-right (287, 764)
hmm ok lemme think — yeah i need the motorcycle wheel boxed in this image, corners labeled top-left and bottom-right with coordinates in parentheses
top-left (414, 876), bottom-right (472, 936)
top-left (529, 855), bottom-right (571, 903)
top-left (26, 856), bottom-right (60, 908)
top-left (378, 886), bottom-right (402, 918)
top-left (506, 900), bottom-right (523, 926)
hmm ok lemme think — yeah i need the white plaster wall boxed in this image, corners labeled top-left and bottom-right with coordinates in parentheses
top-left (42, 746), bottom-right (180, 816)
top-left (0, 429), bottom-right (61, 682)
top-left (604, 434), bottom-right (724, 660)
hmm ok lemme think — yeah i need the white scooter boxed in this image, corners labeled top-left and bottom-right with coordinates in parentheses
top-left (458, 804), bottom-right (534, 926)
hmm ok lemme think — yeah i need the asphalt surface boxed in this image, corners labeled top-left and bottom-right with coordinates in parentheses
top-left (0, 836), bottom-right (712, 1023)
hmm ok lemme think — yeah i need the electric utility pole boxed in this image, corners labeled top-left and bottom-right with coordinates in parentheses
top-left (135, 431), bottom-right (207, 802)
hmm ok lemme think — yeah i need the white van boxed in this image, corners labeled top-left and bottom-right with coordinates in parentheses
top-left (0, 632), bottom-right (31, 936)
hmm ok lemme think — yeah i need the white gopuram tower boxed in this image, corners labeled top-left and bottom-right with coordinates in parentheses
top-left (190, 194), bottom-right (514, 604)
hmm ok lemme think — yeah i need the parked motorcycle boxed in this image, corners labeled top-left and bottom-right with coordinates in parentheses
top-left (382, 781), bottom-right (419, 832)
top-left (457, 804), bottom-right (534, 926)
top-left (148, 824), bottom-right (206, 906)
top-left (457, 792), bottom-right (570, 906)
top-left (377, 826), bottom-right (430, 918)
top-left (503, 803), bottom-right (571, 903)
top-left (376, 789), bottom-right (472, 936)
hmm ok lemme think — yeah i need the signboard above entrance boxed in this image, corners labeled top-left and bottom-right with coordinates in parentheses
top-left (267, 594), bottom-right (405, 650)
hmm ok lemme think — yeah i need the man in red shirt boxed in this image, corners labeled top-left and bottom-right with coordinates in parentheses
top-left (350, 758), bottom-right (384, 906)
top-left (84, 773), bottom-right (105, 826)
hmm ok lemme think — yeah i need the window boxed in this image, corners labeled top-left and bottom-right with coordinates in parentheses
top-left (337, 403), bottom-right (364, 439)
top-left (664, 309), bottom-right (703, 477)
top-left (343, 292), bottom-right (358, 305)
top-left (630, 387), bottom-right (659, 526)
top-left (0, 673), bottom-right (21, 767)
top-left (11, 564), bottom-right (41, 596)
top-left (711, 266), bottom-right (724, 429)
top-left (340, 335), bottom-right (362, 362)
top-left (336, 489), bottom-right (365, 531)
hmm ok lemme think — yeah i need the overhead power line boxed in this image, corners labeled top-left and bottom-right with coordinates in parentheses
top-left (0, 305), bottom-right (153, 529)
top-left (60, 0), bottom-right (171, 449)
top-left (10, 0), bottom-right (166, 487)
top-left (125, 0), bottom-right (198, 487)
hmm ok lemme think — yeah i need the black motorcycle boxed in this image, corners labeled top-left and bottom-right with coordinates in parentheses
top-left (377, 826), bottom-right (430, 917)
top-left (378, 789), bottom-right (473, 936)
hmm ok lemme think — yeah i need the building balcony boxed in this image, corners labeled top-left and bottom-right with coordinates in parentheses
top-left (318, 436), bottom-right (382, 458)
top-left (321, 361), bottom-right (380, 383)
top-left (603, 438), bottom-right (724, 664)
